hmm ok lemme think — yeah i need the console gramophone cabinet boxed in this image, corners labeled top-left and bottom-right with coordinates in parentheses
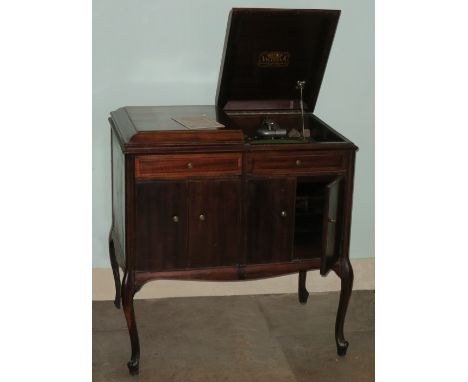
top-left (108, 8), bottom-right (358, 375)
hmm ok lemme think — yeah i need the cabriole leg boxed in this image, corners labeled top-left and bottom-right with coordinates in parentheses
top-left (298, 270), bottom-right (309, 304)
top-left (108, 231), bottom-right (122, 309)
top-left (122, 271), bottom-right (140, 376)
top-left (335, 257), bottom-right (354, 356)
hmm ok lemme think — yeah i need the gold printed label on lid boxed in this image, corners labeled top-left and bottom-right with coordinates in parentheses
top-left (257, 51), bottom-right (290, 67)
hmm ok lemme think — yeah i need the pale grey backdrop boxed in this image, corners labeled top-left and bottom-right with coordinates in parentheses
top-left (93, 0), bottom-right (374, 268)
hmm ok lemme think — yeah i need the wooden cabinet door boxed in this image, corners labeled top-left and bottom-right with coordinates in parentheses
top-left (246, 177), bottom-right (296, 264)
top-left (135, 181), bottom-right (188, 271)
top-left (321, 176), bottom-right (343, 275)
top-left (188, 179), bottom-right (241, 268)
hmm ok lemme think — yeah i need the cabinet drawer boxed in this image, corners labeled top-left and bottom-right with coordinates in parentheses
top-left (248, 151), bottom-right (346, 174)
top-left (135, 153), bottom-right (242, 180)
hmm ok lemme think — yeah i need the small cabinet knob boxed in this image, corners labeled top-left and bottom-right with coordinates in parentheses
top-left (328, 217), bottom-right (336, 223)
top-left (187, 162), bottom-right (193, 169)
top-left (295, 159), bottom-right (302, 167)
top-left (280, 210), bottom-right (287, 218)
top-left (199, 214), bottom-right (206, 221)
top-left (172, 215), bottom-right (179, 223)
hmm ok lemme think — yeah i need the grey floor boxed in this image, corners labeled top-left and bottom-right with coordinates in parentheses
top-left (93, 290), bottom-right (374, 382)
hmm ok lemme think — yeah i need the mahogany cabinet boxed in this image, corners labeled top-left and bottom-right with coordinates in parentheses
top-left (108, 8), bottom-right (358, 376)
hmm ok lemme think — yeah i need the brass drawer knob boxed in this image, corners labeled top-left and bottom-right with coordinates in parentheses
top-left (280, 210), bottom-right (287, 218)
top-left (187, 162), bottom-right (193, 169)
top-left (295, 159), bottom-right (302, 167)
top-left (172, 215), bottom-right (179, 223)
top-left (199, 214), bottom-right (205, 221)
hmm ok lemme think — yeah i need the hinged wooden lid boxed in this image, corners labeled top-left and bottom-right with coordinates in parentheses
top-left (216, 8), bottom-right (340, 112)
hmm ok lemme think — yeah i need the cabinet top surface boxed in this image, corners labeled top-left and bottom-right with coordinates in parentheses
top-left (121, 106), bottom-right (221, 132)
top-left (110, 105), bottom-right (357, 153)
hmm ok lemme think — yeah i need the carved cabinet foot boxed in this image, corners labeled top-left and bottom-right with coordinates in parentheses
top-left (335, 257), bottom-right (354, 356)
top-left (127, 359), bottom-right (140, 376)
top-left (108, 230), bottom-right (122, 309)
top-left (298, 270), bottom-right (309, 304)
top-left (122, 271), bottom-right (140, 376)
top-left (337, 341), bottom-right (349, 356)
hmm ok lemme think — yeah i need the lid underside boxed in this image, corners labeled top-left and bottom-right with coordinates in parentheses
top-left (216, 8), bottom-right (340, 112)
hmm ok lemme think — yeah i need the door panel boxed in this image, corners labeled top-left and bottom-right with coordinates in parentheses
top-left (246, 177), bottom-right (296, 264)
top-left (188, 179), bottom-right (241, 268)
top-left (321, 176), bottom-right (343, 275)
top-left (135, 181), bottom-right (188, 271)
